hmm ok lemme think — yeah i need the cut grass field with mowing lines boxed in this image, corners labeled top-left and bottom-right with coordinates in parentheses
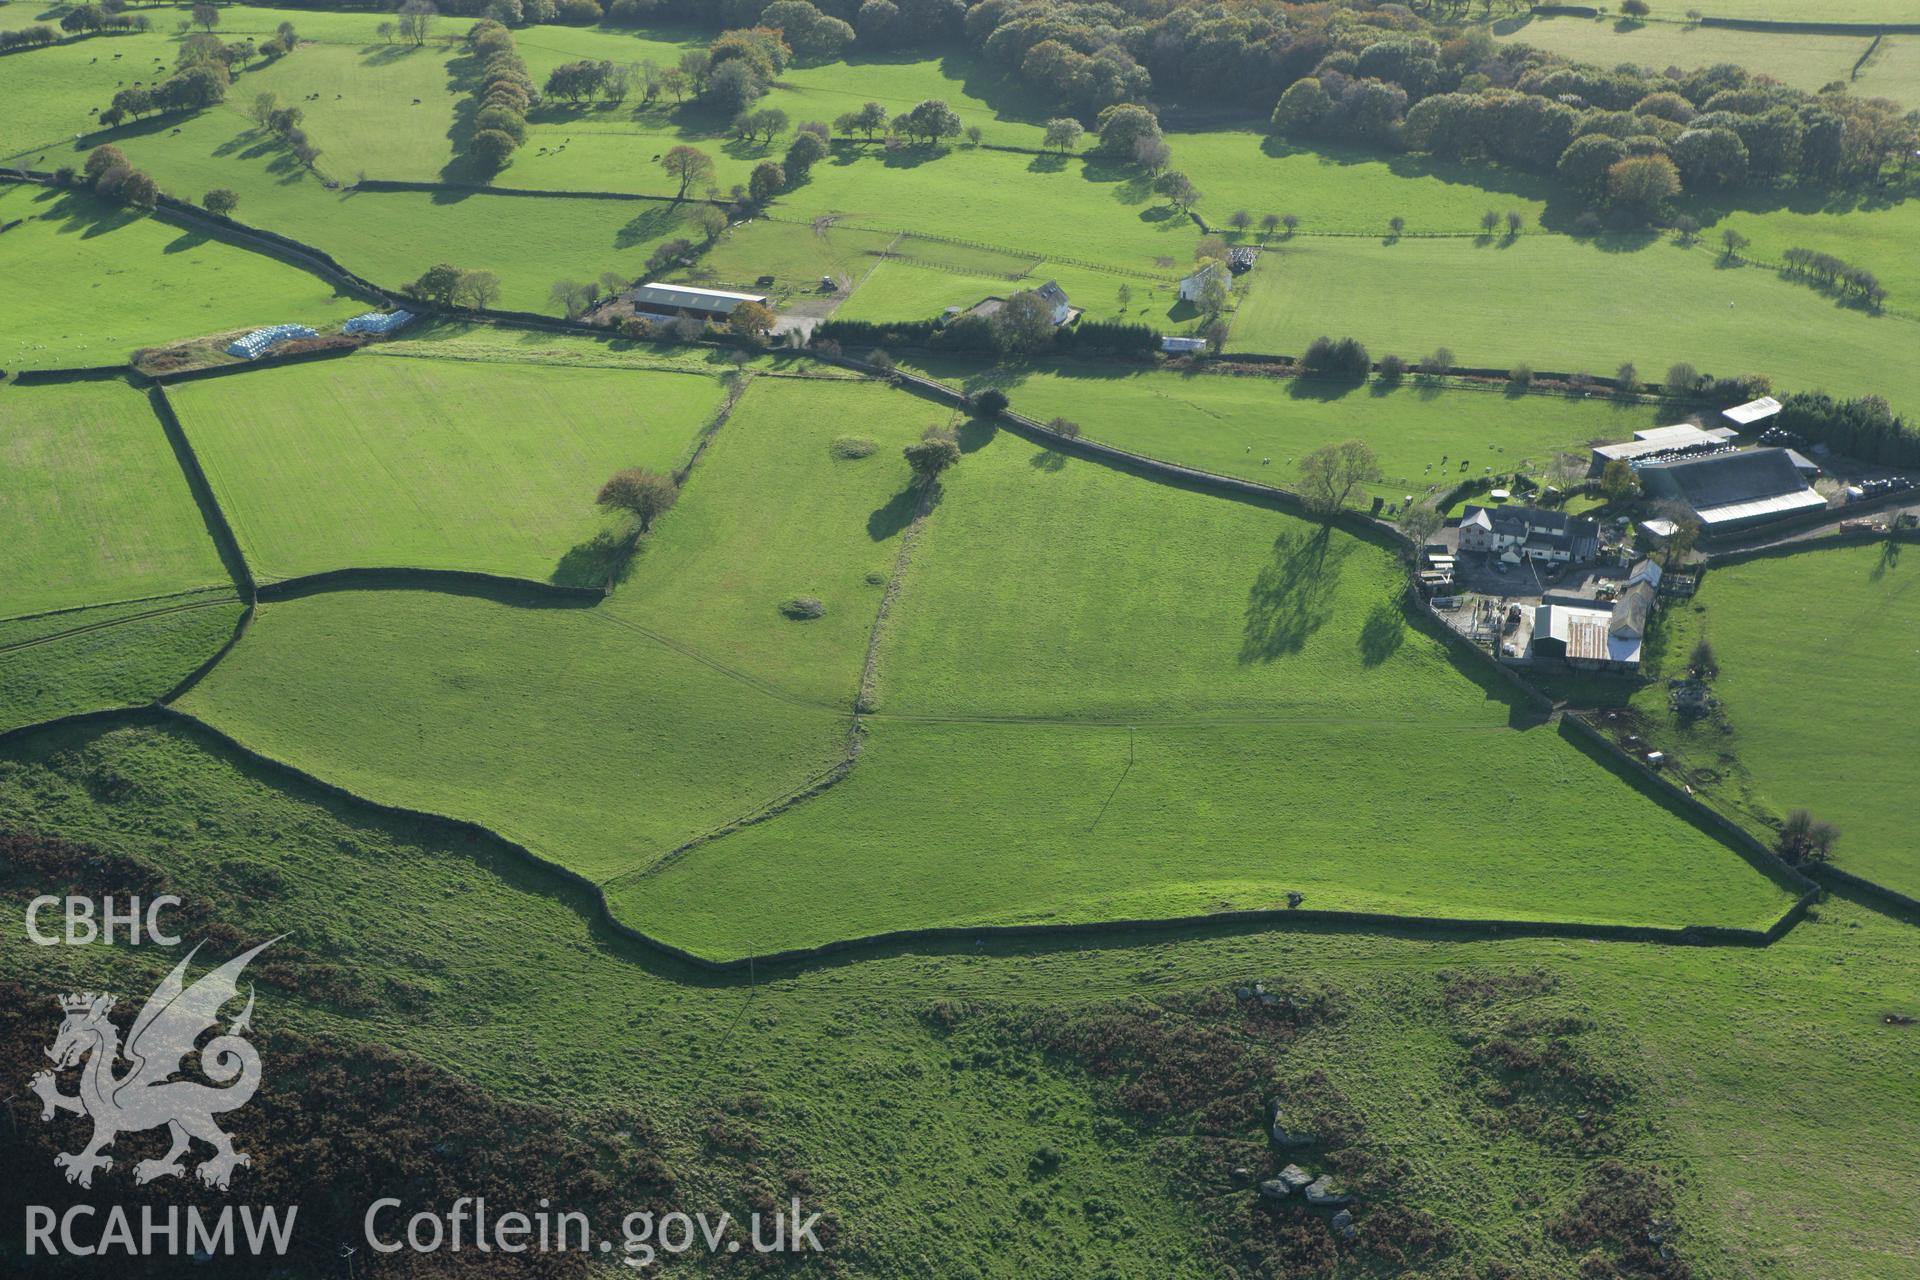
top-left (1628, 540), bottom-right (1920, 900)
top-left (900, 355), bottom-right (1666, 511)
top-left (167, 353), bottom-right (728, 583)
top-left (0, 592), bottom-right (244, 734)
top-left (0, 184), bottom-right (362, 371)
top-left (1, 379), bottom-right (230, 617)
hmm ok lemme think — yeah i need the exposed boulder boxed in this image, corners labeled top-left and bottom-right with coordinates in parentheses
top-left (1258, 1178), bottom-right (1289, 1200)
top-left (1277, 1164), bottom-right (1313, 1191)
top-left (1305, 1175), bottom-right (1349, 1207)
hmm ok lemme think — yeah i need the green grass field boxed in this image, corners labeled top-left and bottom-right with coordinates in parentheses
top-left (1853, 34), bottom-right (1920, 106)
top-left (901, 354), bottom-right (1664, 509)
top-left (8, 717), bottom-right (1912, 1277)
top-left (1, 378), bottom-right (230, 616)
top-left (4, 16), bottom-right (1919, 1279)
top-left (174, 375), bottom-right (942, 880)
top-left (1629, 541), bottom-right (1920, 899)
top-left (1231, 234), bottom-right (1920, 415)
top-left (0, 591), bottom-right (243, 732)
top-left (602, 377), bottom-right (944, 705)
top-left (176, 586), bottom-right (849, 881)
top-left (37, 110), bottom-right (697, 311)
top-left (0, 184), bottom-right (362, 369)
top-left (1494, 16), bottom-right (1877, 100)
top-left (167, 352), bottom-right (729, 582)
top-left (618, 424), bottom-right (1793, 958)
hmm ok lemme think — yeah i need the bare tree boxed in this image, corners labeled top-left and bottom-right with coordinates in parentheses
top-left (1296, 439), bottom-right (1379, 517)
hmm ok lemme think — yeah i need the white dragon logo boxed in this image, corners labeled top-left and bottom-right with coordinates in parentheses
top-left (30, 939), bottom-right (275, 1191)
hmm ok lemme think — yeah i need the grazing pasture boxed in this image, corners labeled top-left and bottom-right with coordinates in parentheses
top-left (621, 710), bottom-right (1795, 958)
top-left (6, 722), bottom-right (1914, 1279)
top-left (0, 593), bottom-right (244, 733)
top-left (0, 185), bottom-right (361, 370)
top-left (43, 114), bottom-right (695, 312)
top-left (1, 379), bottom-right (229, 616)
top-left (167, 352), bottom-right (726, 583)
top-left (1630, 541), bottom-right (1920, 899)
top-left (1493, 17), bottom-right (1875, 101)
top-left (622, 428), bottom-right (1793, 958)
top-left (177, 587), bottom-right (849, 882)
top-left (1230, 235), bottom-right (1920, 414)
top-left (603, 377), bottom-right (943, 706)
top-left (901, 354), bottom-right (1664, 509)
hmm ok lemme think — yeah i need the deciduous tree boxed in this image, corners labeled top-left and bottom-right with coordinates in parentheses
top-left (1297, 439), bottom-right (1379, 517)
top-left (597, 468), bottom-right (680, 531)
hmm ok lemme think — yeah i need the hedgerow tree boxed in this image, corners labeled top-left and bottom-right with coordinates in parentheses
top-left (1776, 809), bottom-right (1839, 865)
top-left (1297, 440), bottom-right (1379, 517)
top-left (203, 188), bottom-right (239, 217)
top-left (1043, 117), bottom-right (1084, 152)
top-left (784, 130), bottom-right (827, 180)
top-left (597, 468), bottom-right (679, 532)
top-left (990, 290), bottom-right (1057, 356)
top-left (747, 161), bottom-right (785, 205)
top-left (903, 427), bottom-right (961, 490)
top-left (660, 145), bottom-right (714, 199)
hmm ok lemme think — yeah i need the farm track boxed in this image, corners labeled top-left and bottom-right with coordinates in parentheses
top-left (0, 593), bottom-right (241, 656)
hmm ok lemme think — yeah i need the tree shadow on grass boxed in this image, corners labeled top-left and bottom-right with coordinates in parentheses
top-left (1240, 526), bottom-right (1349, 663)
top-left (868, 485), bottom-right (922, 541)
top-left (552, 527), bottom-right (643, 589)
top-left (616, 203), bottom-right (683, 249)
top-left (162, 227), bottom-right (213, 253)
top-left (1030, 448), bottom-right (1066, 471)
top-left (955, 415), bottom-right (996, 453)
top-left (1357, 597), bottom-right (1406, 668)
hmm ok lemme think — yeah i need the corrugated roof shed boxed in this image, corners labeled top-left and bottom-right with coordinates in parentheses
top-left (1638, 448), bottom-right (1825, 527)
top-left (630, 282), bottom-right (768, 313)
top-left (1723, 396), bottom-right (1782, 426)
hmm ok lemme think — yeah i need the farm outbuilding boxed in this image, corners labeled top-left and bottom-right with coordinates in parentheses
top-left (1636, 447), bottom-right (1827, 532)
top-left (627, 282), bottom-right (769, 321)
top-left (1588, 423), bottom-right (1738, 476)
top-left (1178, 261), bottom-right (1225, 303)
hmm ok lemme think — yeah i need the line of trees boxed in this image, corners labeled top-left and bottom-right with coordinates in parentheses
top-left (95, 17), bottom-right (295, 129)
top-left (246, 92), bottom-right (319, 171)
top-left (0, 24), bottom-right (59, 50)
top-left (464, 20), bottom-right (534, 176)
top-left (1776, 392), bottom-right (1920, 470)
top-left (544, 58), bottom-right (631, 104)
top-left (1779, 247), bottom-right (1887, 310)
top-left (611, 0), bottom-right (1916, 228)
top-left (70, 144), bottom-right (158, 211)
top-left (407, 262), bottom-right (503, 308)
